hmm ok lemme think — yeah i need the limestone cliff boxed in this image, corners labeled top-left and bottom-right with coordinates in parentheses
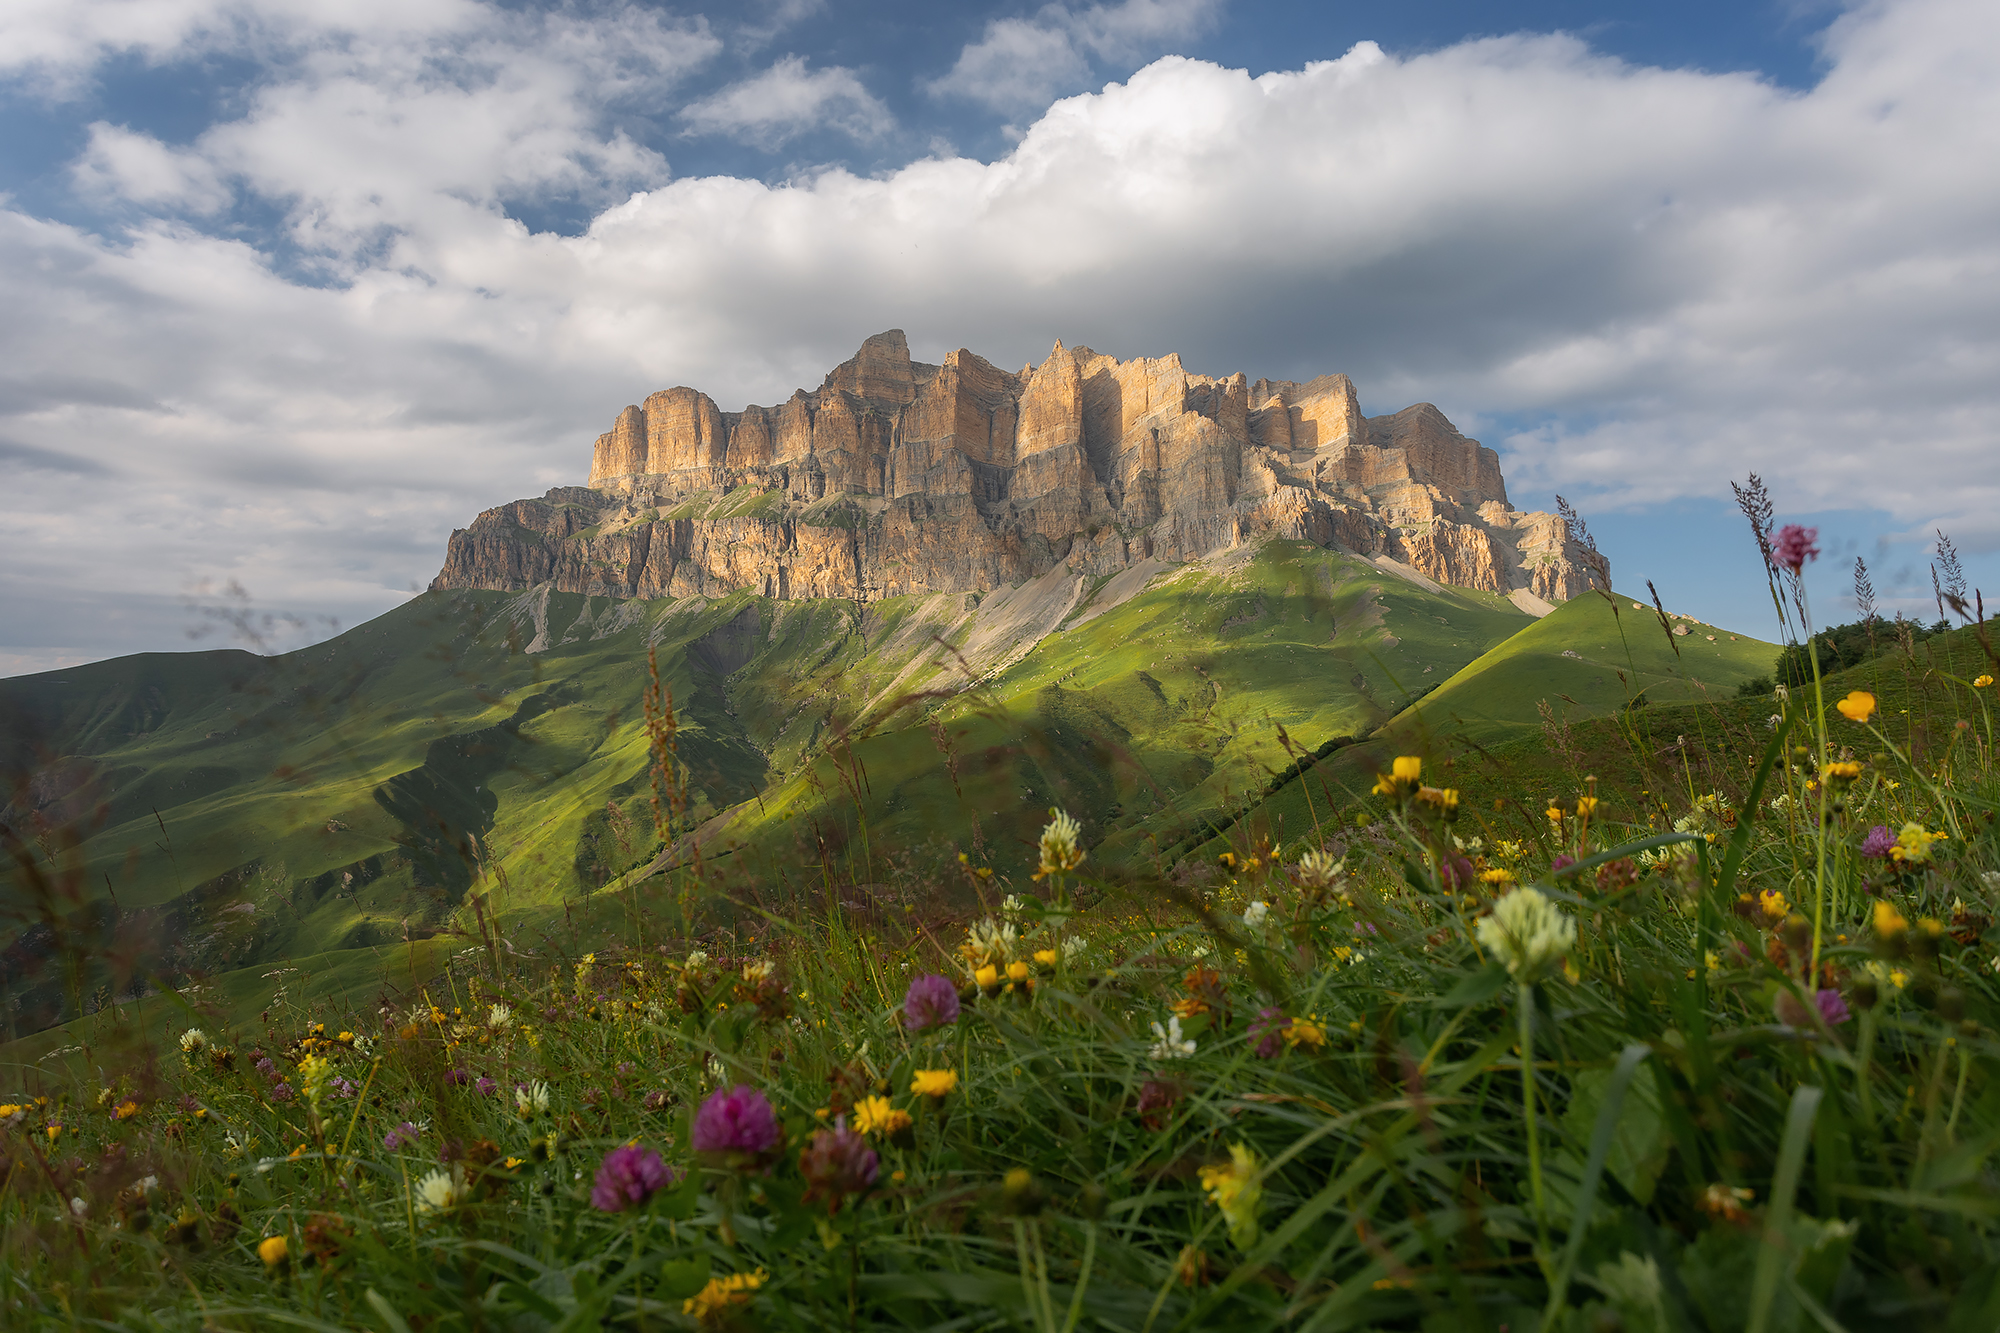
top-left (433, 331), bottom-right (1607, 605)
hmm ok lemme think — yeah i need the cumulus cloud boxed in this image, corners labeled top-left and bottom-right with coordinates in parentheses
top-left (3, 0), bottom-right (2000, 670)
top-left (927, 0), bottom-right (1223, 111)
top-left (72, 122), bottom-right (231, 212)
top-left (681, 55), bottom-right (893, 147)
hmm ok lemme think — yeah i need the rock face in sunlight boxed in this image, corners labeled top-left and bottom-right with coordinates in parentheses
top-left (432, 330), bottom-right (1609, 604)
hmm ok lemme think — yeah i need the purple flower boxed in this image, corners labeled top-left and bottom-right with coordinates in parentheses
top-left (331, 1077), bottom-right (358, 1100)
top-left (590, 1143), bottom-right (678, 1212)
top-left (1551, 854), bottom-right (1578, 876)
top-left (1247, 1006), bottom-right (1286, 1059)
top-left (383, 1122), bottom-right (419, 1151)
top-left (1773, 524), bottom-right (1820, 574)
top-left (798, 1120), bottom-right (878, 1213)
top-left (254, 1057), bottom-right (277, 1079)
top-left (691, 1085), bottom-right (781, 1160)
top-left (1861, 825), bottom-right (1897, 859)
top-left (1439, 854), bottom-right (1475, 891)
top-left (902, 973), bottom-right (961, 1031)
top-left (445, 1069), bottom-right (470, 1087)
top-left (1817, 989), bottom-right (1852, 1027)
top-left (475, 1077), bottom-right (497, 1097)
top-left (270, 1083), bottom-right (295, 1103)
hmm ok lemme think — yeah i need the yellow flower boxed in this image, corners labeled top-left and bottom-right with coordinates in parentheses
top-left (1198, 1143), bottom-right (1263, 1249)
top-left (113, 1100), bottom-right (141, 1121)
top-left (910, 1069), bottom-right (959, 1098)
top-left (1414, 786), bottom-right (1460, 819)
top-left (1758, 889), bottom-right (1790, 923)
top-left (258, 1235), bottom-right (289, 1267)
top-left (1974, 674), bottom-right (1995, 688)
top-left (1890, 823), bottom-right (1945, 865)
top-left (1479, 867), bottom-right (1515, 885)
top-left (1836, 691), bottom-right (1876, 723)
top-left (1874, 900), bottom-right (1909, 937)
top-left (1545, 804), bottom-right (1565, 825)
top-left (1576, 795), bottom-right (1601, 818)
top-left (1283, 1015), bottom-right (1328, 1049)
top-left (1822, 760), bottom-right (1863, 782)
top-left (1005, 960), bottom-right (1030, 983)
top-left (1372, 755), bottom-right (1422, 797)
top-left (683, 1269), bottom-right (767, 1321)
top-left (1033, 949), bottom-right (1058, 967)
top-left (974, 964), bottom-right (999, 991)
top-left (852, 1096), bottom-right (911, 1138)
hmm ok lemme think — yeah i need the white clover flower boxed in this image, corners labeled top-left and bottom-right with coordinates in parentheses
top-left (1036, 808), bottom-right (1085, 879)
top-left (487, 1004), bottom-right (513, 1029)
top-left (1001, 893), bottom-right (1025, 917)
top-left (516, 1081), bottom-right (550, 1117)
top-left (1061, 935), bottom-right (1089, 961)
top-left (1189, 943), bottom-right (1211, 959)
top-left (414, 1166), bottom-right (468, 1214)
top-left (352, 1035), bottom-right (375, 1058)
top-left (741, 960), bottom-right (774, 984)
top-left (1243, 901), bottom-right (1270, 929)
top-left (1149, 1015), bottom-right (1197, 1061)
top-left (70, 1197), bottom-right (88, 1217)
top-left (1475, 888), bottom-right (1577, 985)
top-left (684, 950), bottom-right (709, 970)
top-left (1294, 850), bottom-right (1346, 891)
top-left (961, 917), bottom-right (1018, 968)
top-left (179, 1028), bottom-right (209, 1054)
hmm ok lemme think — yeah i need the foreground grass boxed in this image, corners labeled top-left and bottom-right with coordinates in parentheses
top-left (3, 648), bottom-right (1999, 1330)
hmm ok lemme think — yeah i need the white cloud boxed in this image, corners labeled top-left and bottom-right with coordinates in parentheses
top-left (4, 0), bottom-right (2000, 668)
top-left (928, 0), bottom-right (1223, 111)
top-left (681, 55), bottom-right (893, 147)
top-left (71, 122), bottom-right (231, 212)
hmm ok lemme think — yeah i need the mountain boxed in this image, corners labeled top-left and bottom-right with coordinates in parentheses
top-left (432, 331), bottom-right (1607, 607)
top-left (2, 332), bottom-right (1620, 1041)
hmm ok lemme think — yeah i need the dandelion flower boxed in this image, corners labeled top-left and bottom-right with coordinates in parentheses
top-left (1836, 691), bottom-right (1876, 724)
top-left (1475, 888), bottom-right (1577, 984)
top-left (1198, 1143), bottom-right (1263, 1249)
top-left (414, 1166), bottom-right (468, 1214)
top-left (910, 1069), bottom-right (959, 1098)
top-left (1035, 808), bottom-right (1086, 880)
top-left (1148, 1015), bottom-right (1196, 1060)
top-left (1372, 755), bottom-right (1422, 798)
top-left (257, 1235), bottom-right (289, 1267)
top-left (851, 1096), bottom-right (911, 1138)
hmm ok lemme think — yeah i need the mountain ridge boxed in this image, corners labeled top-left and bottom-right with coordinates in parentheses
top-left (432, 330), bottom-right (1608, 608)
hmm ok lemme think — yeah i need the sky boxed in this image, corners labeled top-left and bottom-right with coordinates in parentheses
top-left (2, 0), bottom-right (1997, 676)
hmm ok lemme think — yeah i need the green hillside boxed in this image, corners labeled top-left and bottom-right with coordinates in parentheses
top-left (1, 540), bottom-right (1538, 1042)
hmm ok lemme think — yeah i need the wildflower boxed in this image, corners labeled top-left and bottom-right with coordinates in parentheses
top-left (1033, 948), bottom-right (1058, 967)
top-left (1475, 888), bottom-right (1577, 985)
top-left (1860, 825), bottom-right (1898, 858)
top-left (851, 1096), bottom-right (911, 1138)
top-left (1772, 524), bottom-right (1819, 573)
top-left (1245, 1006), bottom-right (1286, 1058)
top-left (179, 1028), bottom-right (209, 1055)
top-left (741, 960), bottom-right (774, 984)
top-left (1198, 1142), bottom-right (1263, 1249)
top-left (1576, 795), bottom-right (1601, 818)
top-left (1479, 867), bottom-right (1515, 886)
top-left (1822, 760), bottom-right (1864, 783)
top-left (1816, 989), bottom-right (1852, 1026)
top-left (475, 1076), bottom-right (497, 1097)
top-left (974, 964), bottom-right (1000, 992)
top-left (1836, 691), bottom-right (1876, 724)
top-left (1175, 1245), bottom-right (1211, 1288)
top-left (1293, 849), bottom-right (1345, 891)
top-left (1757, 889), bottom-right (1791, 924)
top-left (1698, 1183), bottom-right (1755, 1223)
top-left (384, 1122), bottom-right (420, 1151)
top-left (516, 1081), bottom-right (550, 1118)
top-left (1243, 900), bottom-right (1270, 928)
top-left (1372, 755), bottom-right (1422, 798)
top-left (1035, 807), bottom-right (1086, 880)
top-left (590, 1144), bottom-right (676, 1212)
top-left (1890, 823), bottom-right (1946, 865)
top-left (258, 1235), bottom-right (289, 1267)
top-left (1061, 935), bottom-right (1088, 961)
top-left (960, 917), bottom-right (1018, 969)
top-left (901, 973), bottom-right (960, 1031)
top-left (1975, 675), bottom-right (1995, 688)
top-left (1874, 900), bottom-right (1909, 938)
top-left (691, 1085), bottom-right (782, 1161)
top-left (1283, 1015), bottom-right (1328, 1050)
top-left (414, 1166), bottom-right (468, 1214)
top-left (114, 1099), bottom-right (141, 1121)
top-left (486, 1004), bottom-right (512, 1029)
top-left (1414, 785), bottom-right (1460, 820)
top-left (910, 1069), bottom-right (959, 1098)
top-left (799, 1119), bottom-right (879, 1212)
top-left (1005, 960), bottom-right (1030, 984)
top-left (683, 1269), bottom-right (767, 1322)
top-left (1148, 1015), bottom-right (1196, 1060)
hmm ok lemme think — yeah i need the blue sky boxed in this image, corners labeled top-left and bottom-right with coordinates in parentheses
top-left (1, 0), bottom-right (1995, 674)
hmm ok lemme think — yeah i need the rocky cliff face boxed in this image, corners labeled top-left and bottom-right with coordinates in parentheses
top-left (432, 331), bottom-right (1608, 605)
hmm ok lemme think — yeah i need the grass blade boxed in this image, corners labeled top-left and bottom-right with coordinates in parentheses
top-left (1747, 1084), bottom-right (1824, 1333)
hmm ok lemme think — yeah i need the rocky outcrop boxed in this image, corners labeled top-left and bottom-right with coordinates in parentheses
top-left (438, 331), bottom-right (1608, 605)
